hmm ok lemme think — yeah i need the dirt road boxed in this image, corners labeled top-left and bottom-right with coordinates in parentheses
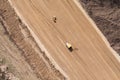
top-left (9, 0), bottom-right (120, 79)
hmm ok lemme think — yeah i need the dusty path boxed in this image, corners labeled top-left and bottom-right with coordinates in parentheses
top-left (9, 0), bottom-right (120, 80)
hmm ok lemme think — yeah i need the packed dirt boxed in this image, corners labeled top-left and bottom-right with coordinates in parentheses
top-left (80, 0), bottom-right (120, 55)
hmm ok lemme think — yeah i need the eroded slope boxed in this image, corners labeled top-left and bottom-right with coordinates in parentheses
top-left (0, 22), bottom-right (39, 80)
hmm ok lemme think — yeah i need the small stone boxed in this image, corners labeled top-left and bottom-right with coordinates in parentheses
top-left (0, 65), bottom-right (8, 73)
top-left (5, 73), bottom-right (19, 80)
top-left (0, 58), bottom-right (3, 63)
top-left (0, 73), bottom-right (2, 77)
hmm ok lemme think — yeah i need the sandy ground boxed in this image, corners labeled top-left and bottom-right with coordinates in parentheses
top-left (0, 22), bottom-right (39, 80)
top-left (8, 0), bottom-right (120, 80)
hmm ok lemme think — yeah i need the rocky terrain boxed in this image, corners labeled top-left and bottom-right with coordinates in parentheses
top-left (0, 59), bottom-right (19, 80)
top-left (80, 0), bottom-right (120, 55)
